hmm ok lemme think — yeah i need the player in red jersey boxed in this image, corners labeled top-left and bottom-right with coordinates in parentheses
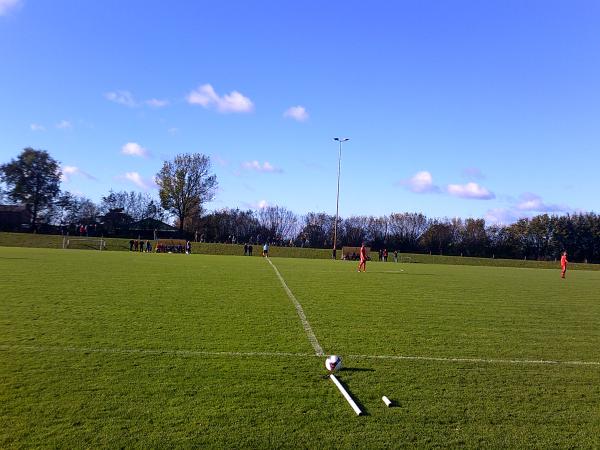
top-left (560, 251), bottom-right (568, 278)
top-left (358, 242), bottom-right (367, 272)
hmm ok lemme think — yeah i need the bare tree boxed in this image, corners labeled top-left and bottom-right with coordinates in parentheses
top-left (298, 212), bottom-right (335, 247)
top-left (388, 212), bottom-right (428, 251)
top-left (341, 216), bottom-right (369, 247)
top-left (257, 206), bottom-right (298, 243)
top-left (100, 190), bottom-right (165, 222)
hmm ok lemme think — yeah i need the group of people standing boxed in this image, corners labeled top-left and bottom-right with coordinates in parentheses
top-left (156, 241), bottom-right (192, 254)
top-left (377, 249), bottom-right (400, 262)
top-left (243, 243), bottom-right (270, 257)
top-left (128, 239), bottom-right (193, 254)
top-left (129, 239), bottom-right (152, 253)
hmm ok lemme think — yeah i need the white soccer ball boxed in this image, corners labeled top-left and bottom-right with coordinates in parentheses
top-left (325, 355), bottom-right (343, 372)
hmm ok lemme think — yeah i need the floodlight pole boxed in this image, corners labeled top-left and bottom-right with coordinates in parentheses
top-left (332, 137), bottom-right (349, 259)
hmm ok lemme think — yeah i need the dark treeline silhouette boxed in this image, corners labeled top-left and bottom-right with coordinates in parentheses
top-left (195, 210), bottom-right (599, 263)
top-left (2, 149), bottom-right (599, 263)
top-left (3, 190), bottom-right (600, 263)
top-left (2, 186), bottom-right (599, 263)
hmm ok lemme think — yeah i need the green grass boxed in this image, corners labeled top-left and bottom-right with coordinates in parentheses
top-left (1, 247), bottom-right (599, 448)
top-left (0, 231), bottom-right (334, 258)
top-left (2, 231), bottom-right (599, 270)
top-left (397, 252), bottom-right (600, 271)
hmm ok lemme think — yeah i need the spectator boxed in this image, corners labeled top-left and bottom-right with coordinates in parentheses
top-left (244, 243), bottom-right (249, 256)
top-left (129, 239), bottom-right (134, 252)
top-left (393, 250), bottom-right (398, 263)
top-left (383, 249), bottom-right (388, 262)
top-left (249, 244), bottom-right (253, 256)
top-left (134, 240), bottom-right (139, 252)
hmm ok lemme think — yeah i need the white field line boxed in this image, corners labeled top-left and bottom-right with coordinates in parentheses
top-left (265, 257), bottom-right (324, 356)
top-left (2, 344), bottom-right (598, 367)
top-left (347, 353), bottom-right (600, 367)
top-left (0, 344), bottom-right (312, 359)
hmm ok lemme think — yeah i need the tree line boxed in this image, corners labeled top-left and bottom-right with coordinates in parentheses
top-left (1, 148), bottom-right (599, 263)
top-left (198, 210), bottom-right (600, 263)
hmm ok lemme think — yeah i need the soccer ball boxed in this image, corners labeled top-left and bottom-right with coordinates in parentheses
top-left (325, 355), bottom-right (343, 372)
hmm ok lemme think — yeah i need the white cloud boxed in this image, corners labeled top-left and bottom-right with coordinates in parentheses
top-left (121, 142), bottom-right (149, 158)
top-left (146, 98), bottom-right (169, 108)
top-left (461, 167), bottom-right (485, 180)
top-left (447, 182), bottom-right (495, 200)
top-left (56, 120), bottom-right (72, 130)
top-left (122, 172), bottom-right (154, 190)
top-left (186, 84), bottom-right (254, 113)
top-left (213, 155), bottom-right (229, 167)
top-left (167, 127), bottom-right (179, 135)
top-left (60, 166), bottom-right (78, 182)
top-left (401, 171), bottom-right (440, 193)
top-left (484, 208), bottom-right (519, 225)
top-left (30, 123), bottom-right (45, 131)
top-left (242, 160), bottom-right (282, 173)
top-left (105, 90), bottom-right (137, 107)
top-left (241, 199), bottom-right (269, 210)
top-left (105, 91), bottom-right (170, 108)
top-left (0, 0), bottom-right (20, 15)
top-left (485, 193), bottom-right (572, 225)
top-left (516, 193), bottom-right (567, 213)
top-left (60, 165), bottom-right (96, 182)
top-left (283, 105), bottom-right (309, 122)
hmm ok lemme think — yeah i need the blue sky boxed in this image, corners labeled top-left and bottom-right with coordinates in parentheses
top-left (1, 0), bottom-right (599, 223)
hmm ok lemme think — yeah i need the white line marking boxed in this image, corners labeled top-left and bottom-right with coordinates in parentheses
top-left (265, 257), bottom-right (324, 356)
top-left (330, 374), bottom-right (362, 415)
top-left (2, 344), bottom-right (598, 367)
top-left (347, 353), bottom-right (600, 367)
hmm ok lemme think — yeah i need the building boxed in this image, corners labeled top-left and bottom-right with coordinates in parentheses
top-left (0, 204), bottom-right (32, 231)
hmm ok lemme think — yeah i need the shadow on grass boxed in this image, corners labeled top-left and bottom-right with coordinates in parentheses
top-left (341, 367), bottom-right (375, 373)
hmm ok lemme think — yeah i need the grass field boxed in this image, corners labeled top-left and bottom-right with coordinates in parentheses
top-left (1, 246), bottom-right (599, 448)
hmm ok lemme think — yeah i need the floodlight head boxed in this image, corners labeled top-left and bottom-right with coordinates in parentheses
top-left (333, 137), bottom-right (349, 142)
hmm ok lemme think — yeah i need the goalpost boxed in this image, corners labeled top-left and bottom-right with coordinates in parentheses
top-left (63, 236), bottom-right (106, 251)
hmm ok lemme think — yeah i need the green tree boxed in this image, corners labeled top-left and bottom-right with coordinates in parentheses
top-left (528, 214), bottom-right (553, 260)
top-left (156, 153), bottom-right (217, 231)
top-left (420, 219), bottom-right (453, 255)
top-left (461, 218), bottom-right (489, 257)
top-left (0, 148), bottom-right (61, 229)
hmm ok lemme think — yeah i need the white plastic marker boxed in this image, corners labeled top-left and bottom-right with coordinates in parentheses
top-left (330, 374), bottom-right (362, 416)
top-left (382, 396), bottom-right (392, 407)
